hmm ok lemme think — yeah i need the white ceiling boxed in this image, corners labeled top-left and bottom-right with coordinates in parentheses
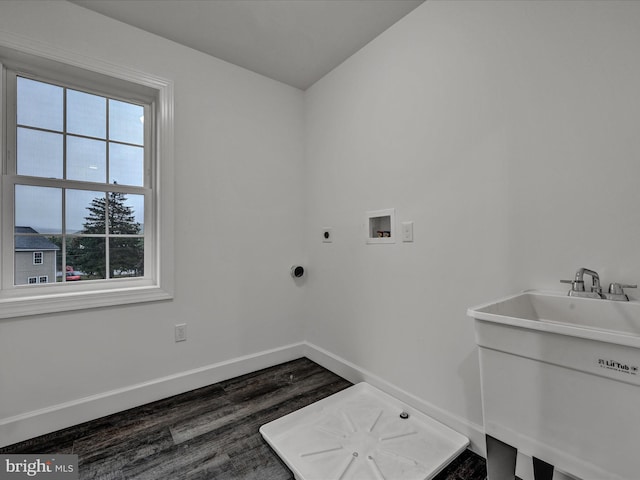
top-left (70, 0), bottom-right (425, 90)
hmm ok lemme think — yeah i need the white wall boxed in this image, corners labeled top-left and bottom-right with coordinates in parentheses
top-left (304, 0), bottom-right (640, 453)
top-left (0, 0), bottom-right (306, 445)
top-left (2, 0), bottom-right (640, 471)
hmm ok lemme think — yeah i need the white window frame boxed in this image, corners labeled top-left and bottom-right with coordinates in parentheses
top-left (32, 251), bottom-right (43, 265)
top-left (0, 33), bottom-right (174, 319)
top-left (38, 275), bottom-right (48, 284)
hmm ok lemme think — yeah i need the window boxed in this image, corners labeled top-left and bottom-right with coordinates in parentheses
top-left (27, 276), bottom-right (48, 284)
top-left (32, 251), bottom-right (43, 265)
top-left (11, 75), bottom-right (148, 283)
top-left (0, 38), bottom-right (174, 318)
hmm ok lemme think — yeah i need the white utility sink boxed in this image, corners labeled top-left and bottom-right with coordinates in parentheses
top-left (468, 290), bottom-right (640, 480)
top-left (471, 289), bottom-right (640, 347)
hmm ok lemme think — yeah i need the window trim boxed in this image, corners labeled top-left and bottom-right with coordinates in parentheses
top-left (0, 32), bottom-right (174, 318)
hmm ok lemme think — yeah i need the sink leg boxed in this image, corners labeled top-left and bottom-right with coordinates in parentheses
top-left (486, 435), bottom-right (517, 480)
top-left (533, 457), bottom-right (554, 480)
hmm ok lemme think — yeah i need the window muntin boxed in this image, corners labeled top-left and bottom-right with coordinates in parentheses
top-left (8, 73), bottom-right (149, 286)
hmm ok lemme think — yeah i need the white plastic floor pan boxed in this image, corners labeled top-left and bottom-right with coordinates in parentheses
top-left (260, 382), bottom-right (469, 480)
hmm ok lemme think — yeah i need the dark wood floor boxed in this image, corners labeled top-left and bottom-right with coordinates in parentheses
top-left (1, 358), bottom-right (487, 479)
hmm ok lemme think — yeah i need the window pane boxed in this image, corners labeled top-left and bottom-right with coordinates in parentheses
top-left (67, 137), bottom-right (106, 183)
top-left (109, 192), bottom-right (144, 234)
top-left (17, 128), bottom-right (63, 179)
top-left (109, 99), bottom-right (144, 145)
top-left (15, 185), bottom-right (62, 234)
top-left (17, 77), bottom-right (63, 131)
top-left (66, 237), bottom-right (106, 280)
top-left (66, 190), bottom-right (106, 234)
top-left (67, 89), bottom-right (106, 138)
top-left (14, 235), bottom-right (60, 286)
top-left (126, 194), bottom-right (144, 234)
top-left (110, 237), bottom-right (144, 278)
top-left (109, 143), bottom-right (143, 186)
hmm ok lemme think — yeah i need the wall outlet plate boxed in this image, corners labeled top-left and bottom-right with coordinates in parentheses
top-left (401, 221), bottom-right (414, 242)
top-left (175, 323), bottom-right (187, 342)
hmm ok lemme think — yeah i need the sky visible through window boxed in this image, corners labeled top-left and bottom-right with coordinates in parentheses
top-left (15, 77), bottom-right (145, 234)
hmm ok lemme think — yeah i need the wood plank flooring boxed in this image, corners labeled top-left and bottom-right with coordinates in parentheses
top-left (1, 358), bottom-right (487, 479)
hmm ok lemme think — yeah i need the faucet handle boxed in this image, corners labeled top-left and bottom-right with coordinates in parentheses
top-left (608, 283), bottom-right (637, 295)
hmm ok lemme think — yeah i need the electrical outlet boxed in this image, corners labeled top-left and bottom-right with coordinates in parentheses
top-left (175, 323), bottom-right (187, 342)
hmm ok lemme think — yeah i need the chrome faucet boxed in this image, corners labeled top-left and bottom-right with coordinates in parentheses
top-left (561, 268), bottom-right (636, 301)
top-left (561, 268), bottom-right (604, 299)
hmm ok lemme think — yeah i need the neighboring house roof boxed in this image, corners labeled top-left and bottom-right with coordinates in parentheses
top-left (15, 226), bottom-right (60, 251)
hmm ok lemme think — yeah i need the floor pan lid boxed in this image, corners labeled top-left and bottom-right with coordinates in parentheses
top-left (260, 382), bottom-right (469, 480)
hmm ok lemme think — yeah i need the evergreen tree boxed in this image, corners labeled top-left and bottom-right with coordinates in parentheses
top-left (67, 192), bottom-right (143, 279)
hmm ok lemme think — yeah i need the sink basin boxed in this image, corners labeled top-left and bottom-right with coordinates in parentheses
top-left (468, 290), bottom-right (640, 480)
top-left (469, 289), bottom-right (640, 348)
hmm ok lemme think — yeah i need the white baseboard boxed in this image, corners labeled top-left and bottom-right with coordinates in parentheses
top-left (1, 341), bottom-right (485, 458)
top-left (301, 341), bottom-right (486, 455)
top-left (0, 342), bottom-right (306, 448)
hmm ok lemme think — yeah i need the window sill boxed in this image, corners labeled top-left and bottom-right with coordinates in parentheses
top-left (0, 285), bottom-right (173, 319)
